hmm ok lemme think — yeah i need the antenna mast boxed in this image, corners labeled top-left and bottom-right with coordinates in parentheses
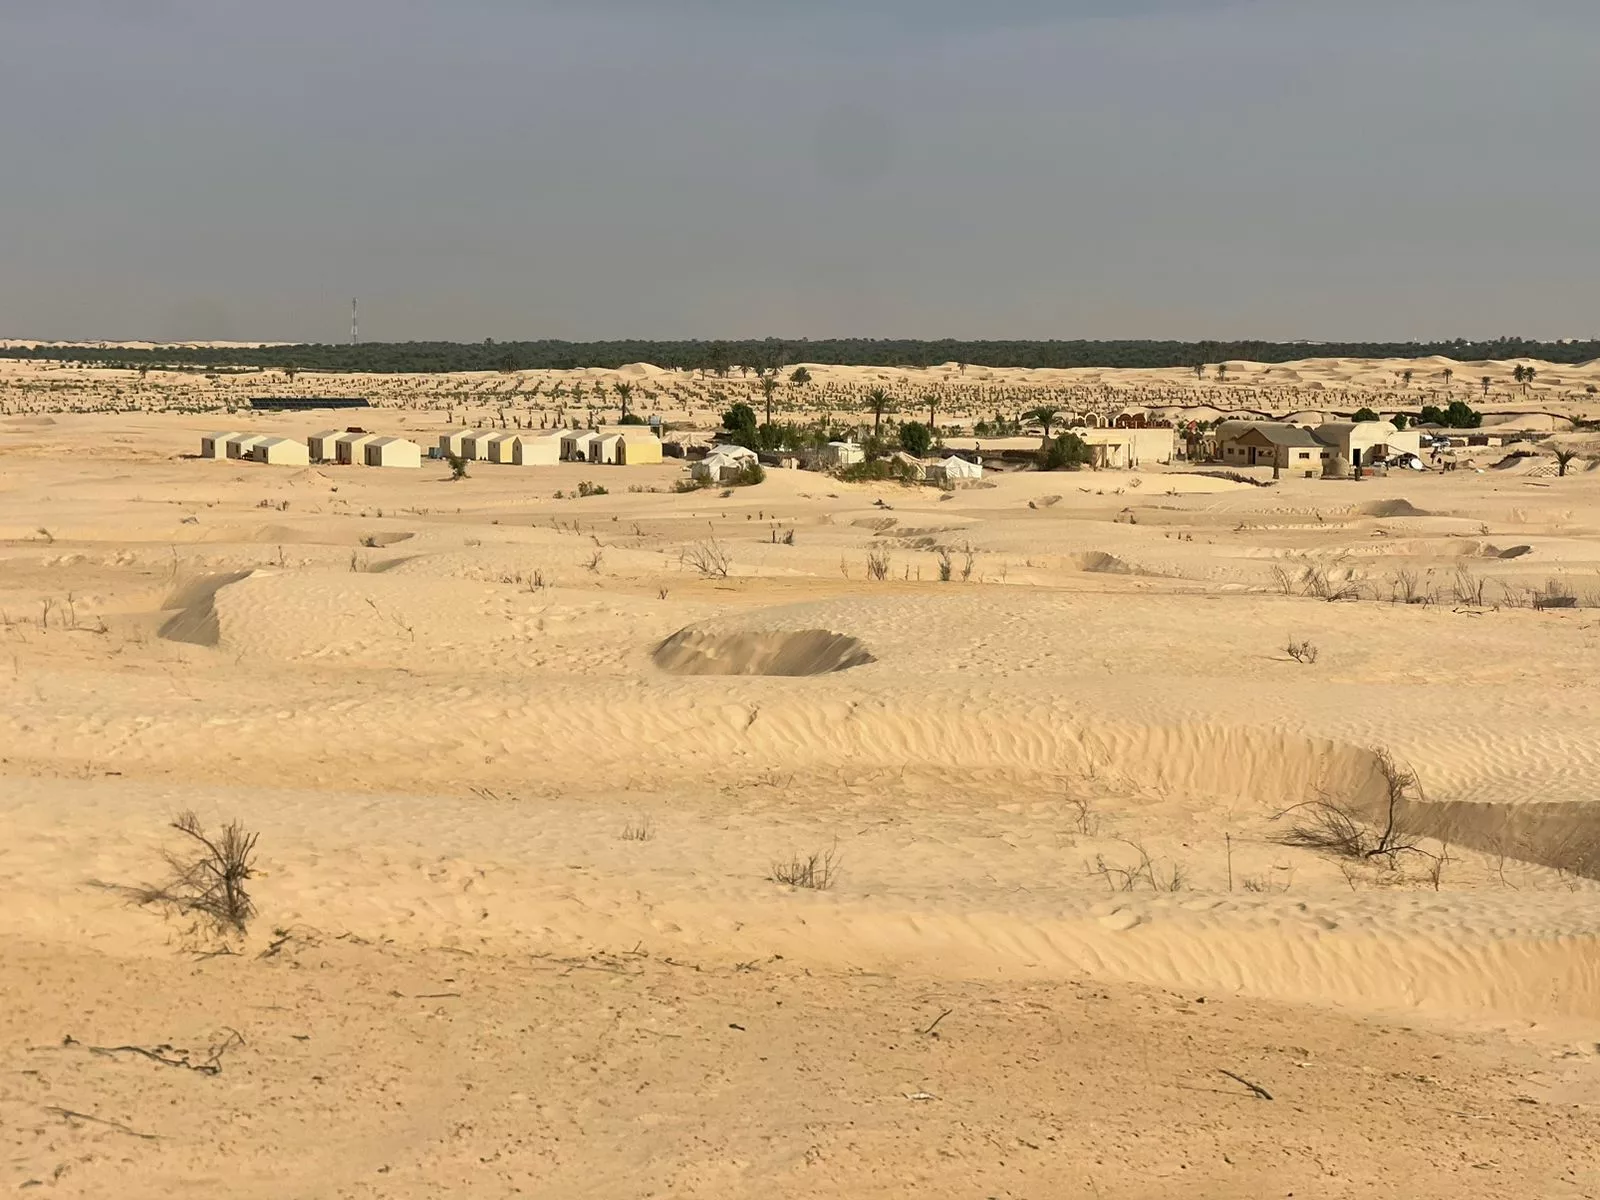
top-left (350, 298), bottom-right (359, 346)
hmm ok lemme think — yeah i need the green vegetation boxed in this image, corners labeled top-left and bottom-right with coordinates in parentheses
top-left (8, 335), bottom-right (1592, 374)
top-left (10, 336), bottom-right (1595, 375)
top-left (1351, 407), bottom-right (1380, 422)
top-left (898, 421), bottom-right (933, 458)
top-left (1039, 431), bottom-right (1093, 471)
top-left (1418, 400), bottom-right (1482, 428)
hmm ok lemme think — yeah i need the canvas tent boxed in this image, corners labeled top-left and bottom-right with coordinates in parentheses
top-left (928, 455), bottom-right (982, 482)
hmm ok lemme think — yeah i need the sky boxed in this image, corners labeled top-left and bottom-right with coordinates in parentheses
top-left (1, 0), bottom-right (1596, 344)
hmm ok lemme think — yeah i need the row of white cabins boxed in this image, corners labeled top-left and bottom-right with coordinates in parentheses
top-left (200, 430), bottom-right (423, 467)
top-left (200, 426), bottom-right (668, 469)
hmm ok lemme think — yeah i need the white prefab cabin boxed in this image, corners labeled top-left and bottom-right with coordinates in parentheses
top-left (438, 429), bottom-right (473, 458)
top-left (200, 432), bottom-right (244, 459)
top-left (460, 430), bottom-right (499, 461)
top-left (307, 430), bottom-right (346, 462)
top-left (248, 437), bottom-right (311, 466)
top-left (363, 437), bottom-right (422, 468)
top-left (223, 434), bottom-right (270, 459)
top-left (485, 432), bottom-right (523, 464)
top-left (514, 434), bottom-right (563, 466)
top-left (334, 432), bottom-right (380, 464)
top-left (561, 430), bottom-right (599, 461)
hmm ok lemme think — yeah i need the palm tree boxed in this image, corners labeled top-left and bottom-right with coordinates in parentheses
top-left (759, 372), bottom-right (778, 427)
top-left (1402, 369), bottom-right (1414, 388)
top-left (865, 387), bottom-right (894, 438)
top-left (1442, 367), bottom-right (1454, 394)
top-left (1023, 406), bottom-right (1062, 440)
top-left (1481, 376), bottom-right (1491, 398)
top-left (789, 365), bottom-right (811, 386)
top-left (925, 393), bottom-right (938, 431)
top-left (614, 381), bottom-right (634, 421)
top-left (1517, 365), bottom-right (1536, 396)
top-left (1216, 364), bottom-right (1228, 382)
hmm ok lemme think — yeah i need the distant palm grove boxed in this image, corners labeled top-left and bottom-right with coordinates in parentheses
top-left (8, 336), bottom-right (1594, 374)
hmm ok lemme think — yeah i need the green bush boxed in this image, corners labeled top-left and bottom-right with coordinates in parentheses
top-left (836, 460), bottom-right (898, 483)
top-left (729, 461), bottom-right (766, 487)
top-left (1039, 431), bottom-right (1092, 470)
top-left (899, 421), bottom-right (933, 458)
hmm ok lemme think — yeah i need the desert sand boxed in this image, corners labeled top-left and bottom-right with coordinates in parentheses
top-left (3, 357), bottom-right (1599, 1198)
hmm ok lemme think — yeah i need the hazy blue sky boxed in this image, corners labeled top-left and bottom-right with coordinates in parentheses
top-left (2, 0), bottom-right (1596, 343)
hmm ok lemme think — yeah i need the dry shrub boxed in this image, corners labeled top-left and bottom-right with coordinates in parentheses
top-left (1086, 839), bottom-right (1186, 892)
top-left (771, 843), bottom-right (841, 890)
top-left (866, 548), bottom-right (891, 581)
top-left (682, 536), bottom-right (731, 578)
top-left (1285, 638), bottom-right (1319, 664)
top-left (620, 816), bottom-right (655, 842)
top-left (132, 812), bottom-right (260, 936)
top-left (1273, 748), bottom-right (1422, 867)
top-left (1301, 563), bottom-right (1361, 602)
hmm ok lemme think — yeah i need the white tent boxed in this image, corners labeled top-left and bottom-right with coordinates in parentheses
top-left (247, 437), bottom-right (311, 466)
top-left (589, 433), bottom-right (624, 464)
top-left (363, 437), bottom-right (422, 468)
top-left (200, 432), bottom-right (243, 459)
top-left (691, 452), bottom-right (738, 483)
top-left (307, 430), bottom-right (345, 462)
top-left (930, 455), bottom-right (982, 481)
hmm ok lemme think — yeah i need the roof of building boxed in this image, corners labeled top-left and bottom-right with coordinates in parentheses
top-left (1317, 420), bottom-right (1397, 437)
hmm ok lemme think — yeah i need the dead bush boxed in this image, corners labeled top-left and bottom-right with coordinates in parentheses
top-left (1273, 748), bottom-right (1422, 867)
top-left (620, 817), bottom-right (655, 842)
top-left (1301, 564), bottom-right (1361, 602)
top-left (1086, 839), bottom-right (1186, 892)
top-left (132, 812), bottom-right (260, 936)
top-left (771, 843), bottom-right (841, 890)
top-left (682, 536), bottom-right (732, 578)
top-left (866, 548), bottom-right (892, 581)
top-left (1451, 565), bottom-right (1486, 607)
top-left (1285, 638), bottom-right (1319, 664)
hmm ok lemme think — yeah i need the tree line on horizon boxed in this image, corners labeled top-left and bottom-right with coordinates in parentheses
top-left (6, 335), bottom-right (1594, 375)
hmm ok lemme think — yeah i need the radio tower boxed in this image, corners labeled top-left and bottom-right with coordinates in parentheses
top-left (350, 298), bottom-right (359, 346)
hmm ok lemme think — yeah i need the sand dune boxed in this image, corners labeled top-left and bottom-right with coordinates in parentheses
top-left (4, 390), bottom-right (1600, 1198)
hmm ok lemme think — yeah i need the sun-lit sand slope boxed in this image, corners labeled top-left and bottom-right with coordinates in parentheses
top-left (3, 397), bottom-right (1600, 1198)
